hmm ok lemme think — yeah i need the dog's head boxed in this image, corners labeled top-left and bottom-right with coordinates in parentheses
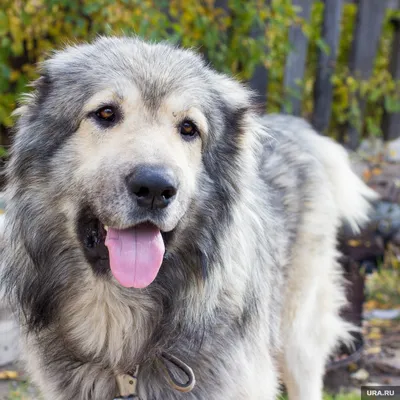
top-left (9, 37), bottom-right (256, 290)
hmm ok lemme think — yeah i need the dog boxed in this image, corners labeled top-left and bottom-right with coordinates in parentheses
top-left (0, 37), bottom-right (376, 400)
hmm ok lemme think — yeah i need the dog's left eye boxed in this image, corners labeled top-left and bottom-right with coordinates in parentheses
top-left (179, 120), bottom-right (199, 139)
top-left (94, 106), bottom-right (117, 123)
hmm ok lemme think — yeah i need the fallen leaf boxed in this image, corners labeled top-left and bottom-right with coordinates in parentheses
top-left (0, 370), bottom-right (18, 380)
top-left (348, 362), bottom-right (358, 372)
top-left (368, 319), bottom-right (392, 328)
top-left (372, 167), bottom-right (383, 176)
top-left (365, 300), bottom-right (381, 310)
top-left (363, 169), bottom-right (372, 182)
top-left (365, 346), bottom-right (382, 355)
top-left (367, 330), bottom-right (383, 340)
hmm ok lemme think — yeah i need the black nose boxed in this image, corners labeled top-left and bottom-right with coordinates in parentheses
top-left (126, 165), bottom-right (178, 209)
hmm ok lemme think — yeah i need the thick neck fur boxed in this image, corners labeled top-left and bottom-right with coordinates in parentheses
top-left (2, 119), bottom-right (284, 399)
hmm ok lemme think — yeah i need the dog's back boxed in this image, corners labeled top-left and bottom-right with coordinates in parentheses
top-left (258, 114), bottom-right (376, 400)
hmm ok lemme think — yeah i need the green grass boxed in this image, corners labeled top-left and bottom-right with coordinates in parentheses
top-left (7, 380), bottom-right (40, 400)
top-left (8, 382), bottom-right (30, 399)
top-left (323, 394), bottom-right (359, 400)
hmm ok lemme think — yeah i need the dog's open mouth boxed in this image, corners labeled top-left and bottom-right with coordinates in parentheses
top-left (78, 211), bottom-right (165, 288)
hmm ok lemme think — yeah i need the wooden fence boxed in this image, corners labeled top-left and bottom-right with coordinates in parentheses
top-left (248, 0), bottom-right (400, 149)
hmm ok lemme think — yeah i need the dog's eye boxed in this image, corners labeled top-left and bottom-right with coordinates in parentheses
top-left (95, 106), bottom-right (116, 123)
top-left (179, 120), bottom-right (199, 139)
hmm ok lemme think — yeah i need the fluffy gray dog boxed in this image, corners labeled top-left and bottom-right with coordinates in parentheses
top-left (1, 37), bottom-right (376, 400)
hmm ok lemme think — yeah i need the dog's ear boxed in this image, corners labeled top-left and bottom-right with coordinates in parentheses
top-left (210, 72), bottom-right (255, 112)
top-left (13, 71), bottom-right (52, 118)
top-left (33, 72), bottom-right (52, 103)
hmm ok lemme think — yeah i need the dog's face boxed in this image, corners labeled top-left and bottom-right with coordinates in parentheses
top-left (10, 37), bottom-right (254, 289)
top-left (73, 78), bottom-right (208, 287)
top-left (74, 84), bottom-right (204, 233)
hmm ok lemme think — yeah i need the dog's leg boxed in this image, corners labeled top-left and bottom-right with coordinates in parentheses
top-left (280, 243), bottom-right (351, 400)
top-left (281, 340), bottom-right (325, 400)
top-left (280, 290), bottom-right (325, 400)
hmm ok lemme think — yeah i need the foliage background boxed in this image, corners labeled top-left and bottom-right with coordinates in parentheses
top-left (0, 0), bottom-right (399, 150)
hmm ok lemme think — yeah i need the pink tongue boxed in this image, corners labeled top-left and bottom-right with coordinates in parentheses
top-left (105, 224), bottom-right (165, 288)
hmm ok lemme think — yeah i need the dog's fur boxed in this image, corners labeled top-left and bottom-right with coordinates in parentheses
top-left (1, 37), bottom-right (376, 400)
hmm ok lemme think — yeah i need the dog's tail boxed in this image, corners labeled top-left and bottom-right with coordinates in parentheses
top-left (316, 136), bottom-right (378, 233)
top-left (262, 114), bottom-right (378, 232)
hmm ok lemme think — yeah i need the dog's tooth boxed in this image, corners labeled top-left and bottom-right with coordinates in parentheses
top-left (104, 225), bottom-right (108, 231)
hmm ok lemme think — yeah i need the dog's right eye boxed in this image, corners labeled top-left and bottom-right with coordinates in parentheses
top-left (95, 106), bottom-right (116, 123)
top-left (179, 120), bottom-right (199, 140)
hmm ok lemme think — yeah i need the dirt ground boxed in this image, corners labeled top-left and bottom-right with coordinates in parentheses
top-left (324, 317), bottom-right (400, 394)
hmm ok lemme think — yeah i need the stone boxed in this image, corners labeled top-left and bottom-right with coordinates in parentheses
top-left (351, 368), bottom-right (370, 381)
top-left (385, 137), bottom-right (400, 163)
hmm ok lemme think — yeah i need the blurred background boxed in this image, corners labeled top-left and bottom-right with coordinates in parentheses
top-left (0, 1), bottom-right (399, 399)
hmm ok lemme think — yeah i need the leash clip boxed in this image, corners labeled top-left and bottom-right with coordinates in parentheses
top-left (114, 366), bottom-right (140, 400)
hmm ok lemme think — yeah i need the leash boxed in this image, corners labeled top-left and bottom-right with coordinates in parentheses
top-left (156, 352), bottom-right (196, 393)
top-left (113, 353), bottom-right (196, 399)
